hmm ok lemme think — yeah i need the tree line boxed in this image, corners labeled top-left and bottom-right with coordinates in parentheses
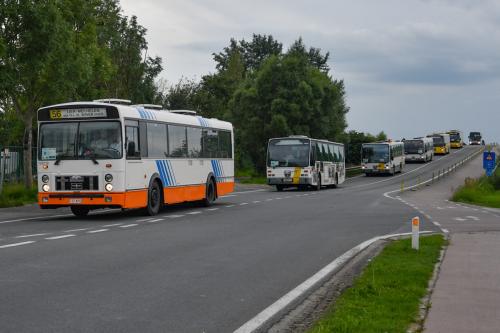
top-left (0, 0), bottom-right (385, 189)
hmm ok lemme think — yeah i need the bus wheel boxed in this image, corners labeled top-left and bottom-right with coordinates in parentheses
top-left (146, 180), bottom-right (162, 216)
top-left (71, 206), bottom-right (89, 217)
top-left (276, 185), bottom-right (284, 192)
top-left (315, 175), bottom-right (321, 191)
top-left (203, 179), bottom-right (217, 206)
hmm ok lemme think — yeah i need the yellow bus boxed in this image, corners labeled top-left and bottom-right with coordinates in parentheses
top-left (447, 130), bottom-right (463, 149)
top-left (427, 133), bottom-right (451, 155)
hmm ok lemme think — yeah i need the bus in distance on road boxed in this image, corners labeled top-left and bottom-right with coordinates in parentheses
top-left (427, 133), bottom-right (451, 155)
top-left (361, 141), bottom-right (405, 175)
top-left (37, 100), bottom-right (234, 216)
top-left (447, 130), bottom-right (464, 149)
top-left (266, 136), bottom-right (345, 191)
top-left (468, 131), bottom-right (483, 145)
top-left (404, 137), bottom-right (434, 163)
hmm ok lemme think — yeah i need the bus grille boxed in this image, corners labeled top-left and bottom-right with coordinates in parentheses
top-left (55, 176), bottom-right (99, 191)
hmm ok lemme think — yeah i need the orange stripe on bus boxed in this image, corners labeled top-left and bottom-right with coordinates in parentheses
top-left (216, 182), bottom-right (234, 196)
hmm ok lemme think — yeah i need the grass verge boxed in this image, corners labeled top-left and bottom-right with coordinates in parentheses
top-left (452, 166), bottom-right (500, 208)
top-left (309, 235), bottom-right (445, 333)
top-left (0, 183), bottom-right (37, 208)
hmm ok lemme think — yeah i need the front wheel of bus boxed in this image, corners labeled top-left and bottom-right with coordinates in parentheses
top-left (71, 206), bottom-right (89, 217)
top-left (276, 185), bottom-right (284, 192)
top-left (146, 181), bottom-right (162, 216)
top-left (203, 178), bottom-right (217, 206)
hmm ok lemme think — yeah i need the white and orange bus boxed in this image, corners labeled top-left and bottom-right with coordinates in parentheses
top-left (37, 100), bottom-right (234, 216)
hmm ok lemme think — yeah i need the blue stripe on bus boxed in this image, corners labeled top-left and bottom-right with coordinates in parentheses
top-left (161, 160), bottom-right (172, 186)
top-left (155, 160), bottom-right (167, 186)
top-left (169, 161), bottom-right (177, 185)
top-left (166, 160), bottom-right (176, 186)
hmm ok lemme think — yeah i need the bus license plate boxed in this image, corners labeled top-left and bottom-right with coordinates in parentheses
top-left (69, 198), bottom-right (82, 204)
top-left (283, 178), bottom-right (292, 182)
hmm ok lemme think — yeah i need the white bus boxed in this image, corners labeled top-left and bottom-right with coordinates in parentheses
top-left (266, 136), bottom-right (345, 191)
top-left (361, 141), bottom-right (405, 175)
top-left (404, 137), bottom-right (434, 163)
top-left (37, 100), bottom-right (234, 216)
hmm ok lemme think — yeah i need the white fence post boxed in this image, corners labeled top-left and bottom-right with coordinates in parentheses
top-left (412, 216), bottom-right (420, 250)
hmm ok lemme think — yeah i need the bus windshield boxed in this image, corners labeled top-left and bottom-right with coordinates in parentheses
top-left (450, 133), bottom-right (460, 142)
top-left (469, 132), bottom-right (481, 140)
top-left (404, 140), bottom-right (423, 154)
top-left (362, 144), bottom-right (389, 163)
top-left (267, 139), bottom-right (310, 167)
top-left (430, 136), bottom-right (444, 147)
top-left (39, 121), bottom-right (122, 161)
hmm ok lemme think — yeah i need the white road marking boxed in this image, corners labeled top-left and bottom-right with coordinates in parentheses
top-left (147, 219), bottom-right (163, 223)
top-left (164, 214), bottom-right (184, 218)
top-left (136, 218), bottom-right (154, 222)
top-left (206, 208), bottom-right (219, 211)
top-left (220, 194), bottom-right (236, 198)
top-left (234, 230), bottom-right (434, 333)
top-left (266, 199), bottom-right (273, 201)
top-left (120, 224), bottom-right (138, 228)
top-left (239, 203), bottom-right (249, 206)
top-left (0, 241), bottom-right (35, 249)
top-left (284, 196), bottom-right (292, 199)
top-left (225, 205), bottom-right (235, 208)
top-left (15, 233), bottom-right (49, 239)
top-left (186, 211), bottom-right (201, 215)
top-left (466, 216), bottom-right (480, 221)
top-left (433, 222), bottom-right (441, 226)
top-left (102, 223), bottom-right (123, 227)
top-left (46, 234), bottom-right (76, 240)
top-left (87, 229), bottom-right (108, 233)
top-left (436, 207), bottom-right (444, 210)
top-left (252, 201), bottom-right (261, 204)
top-left (442, 228), bottom-right (449, 233)
top-left (64, 228), bottom-right (89, 233)
top-left (232, 189), bottom-right (266, 195)
top-left (275, 198), bottom-right (283, 200)
top-left (454, 217), bottom-right (466, 221)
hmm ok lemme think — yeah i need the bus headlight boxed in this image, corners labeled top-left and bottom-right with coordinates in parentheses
top-left (105, 183), bottom-right (113, 192)
top-left (42, 175), bottom-right (49, 183)
top-left (42, 184), bottom-right (50, 192)
top-left (104, 174), bottom-right (113, 182)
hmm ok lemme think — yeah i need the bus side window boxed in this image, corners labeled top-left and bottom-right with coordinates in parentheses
top-left (310, 141), bottom-right (316, 166)
top-left (125, 125), bottom-right (140, 159)
top-left (139, 121), bottom-right (148, 158)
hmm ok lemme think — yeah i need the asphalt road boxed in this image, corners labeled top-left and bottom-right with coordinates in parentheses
top-left (0, 146), bottom-right (482, 333)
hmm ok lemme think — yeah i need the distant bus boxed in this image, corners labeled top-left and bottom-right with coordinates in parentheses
top-left (37, 100), bottom-right (234, 216)
top-left (468, 132), bottom-right (483, 145)
top-left (447, 130), bottom-right (463, 149)
top-left (266, 136), bottom-right (345, 191)
top-left (427, 133), bottom-right (451, 155)
top-left (361, 141), bottom-right (405, 175)
top-left (404, 137), bottom-right (434, 163)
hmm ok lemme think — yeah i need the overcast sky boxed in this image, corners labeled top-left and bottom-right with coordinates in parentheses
top-left (120, 0), bottom-right (500, 143)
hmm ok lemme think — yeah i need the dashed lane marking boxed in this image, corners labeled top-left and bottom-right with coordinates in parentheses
top-left (120, 224), bottom-right (138, 228)
top-left (164, 215), bottom-right (184, 218)
top-left (454, 217), bottom-right (466, 221)
top-left (225, 205), bottom-right (235, 208)
top-left (102, 223), bottom-right (123, 227)
top-left (147, 219), bottom-right (163, 223)
top-left (206, 208), bottom-right (219, 211)
top-left (186, 211), bottom-right (201, 215)
top-left (46, 234), bottom-right (76, 240)
top-left (64, 228), bottom-right (89, 233)
top-left (87, 229), bottom-right (108, 234)
top-left (239, 203), bottom-right (249, 206)
top-left (136, 218), bottom-right (154, 222)
top-left (0, 241), bottom-right (35, 249)
top-left (14, 233), bottom-right (49, 239)
top-left (252, 201), bottom-right (261, 204)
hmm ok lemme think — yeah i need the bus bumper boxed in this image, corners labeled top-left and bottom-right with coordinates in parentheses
top-left (38, 190), bottom-right (148, 209)
top-left (451, 142), bottom-right (462, 148)
top-left (267, 177), bottom-right (313, 186)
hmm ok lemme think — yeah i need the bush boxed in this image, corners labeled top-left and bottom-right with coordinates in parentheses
top-left (0, 184), bottom-right (37, 208)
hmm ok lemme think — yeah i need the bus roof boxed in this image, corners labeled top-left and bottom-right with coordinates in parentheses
top-left (269, 136), bottom-right (344, 146)
top-left (37, 101), bottom-right (233, 131)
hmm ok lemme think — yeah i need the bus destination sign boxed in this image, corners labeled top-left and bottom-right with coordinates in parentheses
top-left (49, 108), bottom-right (107, 119)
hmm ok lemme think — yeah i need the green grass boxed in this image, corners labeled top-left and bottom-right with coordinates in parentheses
top-left (452, 166), bottom-right (500, 208)
top-left (309, 235), bottom-right (445, 333)
top-left (0, 183), bottom-right (37, 208)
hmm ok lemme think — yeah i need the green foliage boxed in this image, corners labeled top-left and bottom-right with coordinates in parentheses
top-left (309, 235), bottom-right (445, 333)
top-left (0, 107), bottom-right (24, 146)
top-left (0, 183), bottom-right (37, 208)
top-left (453, 167), bottom-right (500, 208)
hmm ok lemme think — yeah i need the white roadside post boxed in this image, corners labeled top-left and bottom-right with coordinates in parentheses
top-left (412, 216), bottom-right (420, 250)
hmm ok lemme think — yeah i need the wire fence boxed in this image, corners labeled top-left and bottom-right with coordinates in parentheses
top-left (0, 146), bottom-right (38, 192)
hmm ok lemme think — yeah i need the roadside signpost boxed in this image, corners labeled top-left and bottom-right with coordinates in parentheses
top-left (483, 151), bottom-right (496, 177)
top-left (412, 217), bottom-right (419, 250)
